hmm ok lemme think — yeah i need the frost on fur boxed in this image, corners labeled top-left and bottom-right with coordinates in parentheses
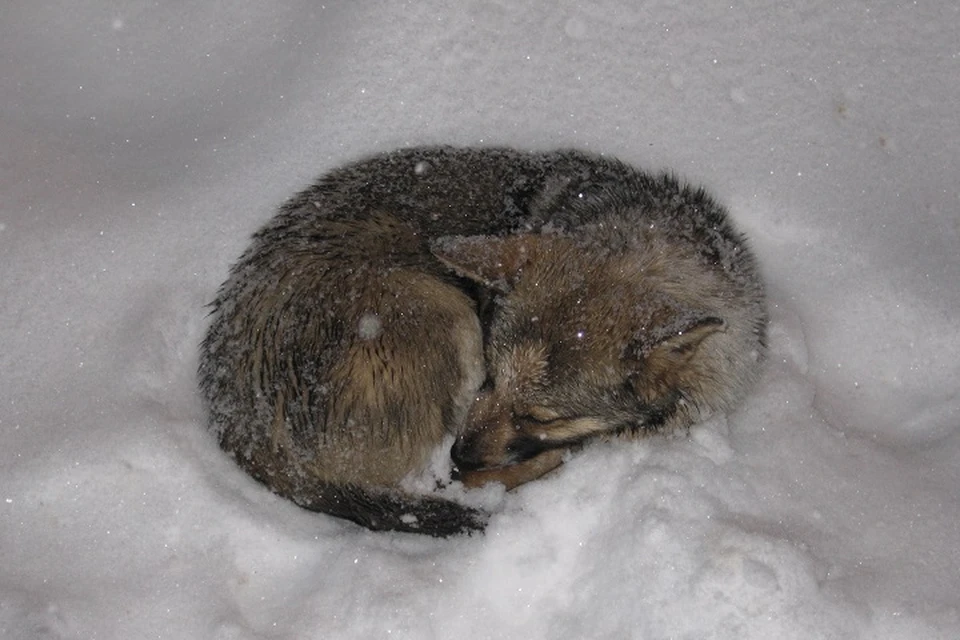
top-left (197, 146), bottom-right (766, 534)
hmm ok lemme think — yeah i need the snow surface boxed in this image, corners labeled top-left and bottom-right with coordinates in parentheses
top-left (2, 1), bottom-right (959, 638)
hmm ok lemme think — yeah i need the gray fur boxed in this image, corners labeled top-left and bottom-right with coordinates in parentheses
top-left (198, 146), bottom-right (767, 534)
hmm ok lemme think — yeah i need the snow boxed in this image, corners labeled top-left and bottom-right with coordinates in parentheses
top-left (2, 1), bottom-right (958, 638)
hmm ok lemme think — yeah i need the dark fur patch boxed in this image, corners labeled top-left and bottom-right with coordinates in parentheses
top-left (294, 484), bottom-right (487, 537)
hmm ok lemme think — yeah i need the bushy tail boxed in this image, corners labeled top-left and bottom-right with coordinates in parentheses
top-left (293, 484), bottom-right (488, 537)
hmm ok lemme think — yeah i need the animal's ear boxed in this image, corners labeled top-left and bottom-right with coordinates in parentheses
top-left (643, 316), bottom-right (725, 367)
top-left (431, 234), bottom-right (543, 293)
top-left (625, 315), bottom-right (725, 399)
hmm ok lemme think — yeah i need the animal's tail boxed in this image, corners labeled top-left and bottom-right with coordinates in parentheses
top-left (293, 484), bottom-right (488, 537)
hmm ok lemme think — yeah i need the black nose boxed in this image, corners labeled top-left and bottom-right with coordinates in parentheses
top-left (450, 434), bottom-right (484, 473)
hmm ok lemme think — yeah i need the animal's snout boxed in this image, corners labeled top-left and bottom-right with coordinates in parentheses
top-left (451, 410), bottom-right (518, 472)
top-left (450, 432), bottom-right (486, 472)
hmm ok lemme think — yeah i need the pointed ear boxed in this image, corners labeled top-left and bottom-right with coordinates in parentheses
top-left (625, 315), bottom-right (726, 394)
top-left (431, 234), bottom-right (543, 293)
top-left (643, 316), bottom-right (725, 368)
top-left (625, 316), bottom-right (725, 403)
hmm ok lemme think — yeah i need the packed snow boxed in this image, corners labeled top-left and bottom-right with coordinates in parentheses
top-left (2, 1), bottom-right (959, 638)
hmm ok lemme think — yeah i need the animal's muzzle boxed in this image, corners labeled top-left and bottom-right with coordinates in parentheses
top-left (450, 433), bottom-right (486, 473)
top-left (451, 430), bottom-right (553, 475)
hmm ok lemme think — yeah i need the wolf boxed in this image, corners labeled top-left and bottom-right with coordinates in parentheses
top-left (198, 146), bottom-right (766, 536)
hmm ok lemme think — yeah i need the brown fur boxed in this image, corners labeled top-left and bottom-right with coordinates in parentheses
top-left (437, 218), bottom-right (764, 479)
top-left (198, 146), bottom-right (765, 535)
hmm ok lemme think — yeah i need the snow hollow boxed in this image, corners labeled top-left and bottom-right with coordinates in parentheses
top-left (2, 1), bottom-right (958, 639)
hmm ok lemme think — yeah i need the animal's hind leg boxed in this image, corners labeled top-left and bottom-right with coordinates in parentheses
top-left (315, 267), bottom-right (485, 486)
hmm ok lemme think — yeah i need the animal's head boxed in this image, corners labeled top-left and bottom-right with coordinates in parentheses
top-left (433, 231), bottom-right (727, 475)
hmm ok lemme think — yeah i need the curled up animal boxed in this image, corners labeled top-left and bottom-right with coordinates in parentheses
top-left (198, 146), bottom-right (767, 536)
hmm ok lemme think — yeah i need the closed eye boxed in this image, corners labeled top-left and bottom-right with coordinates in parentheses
top-left (515, 406), bottom-right (563, 424)
top-left (507, 415), bottom-right (610, 457)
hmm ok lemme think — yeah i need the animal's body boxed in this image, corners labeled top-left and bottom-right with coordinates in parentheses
top-left (198, 146), bottom-right (766, 536)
